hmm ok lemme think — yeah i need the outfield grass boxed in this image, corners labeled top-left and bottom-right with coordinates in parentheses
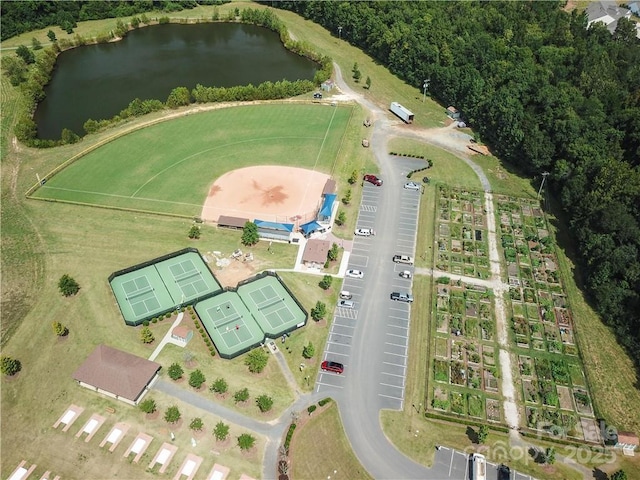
top-left (32, 104), bottom-right (352, 216)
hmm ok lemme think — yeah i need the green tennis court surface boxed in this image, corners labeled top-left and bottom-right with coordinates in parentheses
top-left (110, 248), bottom-right (221, 326)
top-left (196, 273), bottom-right (307, 359)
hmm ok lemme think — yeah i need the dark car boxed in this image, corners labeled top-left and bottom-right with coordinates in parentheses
top-left (364, 174), bottom-right (383, 186)
top-left (321, 360), bottom-right (344, 374)
top-left (313, 92), bottom-right (323, 99)
top-left (497, 464), bottom-right (510, 480)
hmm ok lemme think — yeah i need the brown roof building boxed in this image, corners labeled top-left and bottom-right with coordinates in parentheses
top-left (73, 344), bottom-right (161, 405)
top-left (217, 215), bottom-right (249, 229)
top-left (302, 239), bottom-right (330, 266)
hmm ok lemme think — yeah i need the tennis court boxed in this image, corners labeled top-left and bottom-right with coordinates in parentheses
top-left (110, 248), bottom-right (221, 326)
top-left (238, 275), bottom-right (306, 337)
top-left (195, 292), bottom-right (264, 359)
top-left (110, 266), bottom-right (174, 325)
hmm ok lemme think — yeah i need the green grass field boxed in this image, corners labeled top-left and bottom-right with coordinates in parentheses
top-left (32, 104), bottom-right (352, 216)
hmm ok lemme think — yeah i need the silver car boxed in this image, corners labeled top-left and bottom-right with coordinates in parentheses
top-left (404, 181), bottom-right (421, 191)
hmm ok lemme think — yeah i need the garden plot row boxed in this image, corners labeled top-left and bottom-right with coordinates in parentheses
top-left (435, 186), bottom-right (491, 279)
top-left (496, 195), bottom-right (597, 442)
top-left (430, 279), bottom-right (501, 421)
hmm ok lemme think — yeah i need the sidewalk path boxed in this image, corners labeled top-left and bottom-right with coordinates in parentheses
top-left (149, 312), bottom-right (185, 361)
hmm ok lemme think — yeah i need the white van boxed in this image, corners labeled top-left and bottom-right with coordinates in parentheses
top-left (471, 453), bottom-right (486, 480)
top-left (339, 291), bottom-right (352, 300)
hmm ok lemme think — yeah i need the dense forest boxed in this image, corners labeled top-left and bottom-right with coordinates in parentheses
top-left (0, 0), bottom-right (228, 41)
top-left (271, 1), bottom-right (640, 370)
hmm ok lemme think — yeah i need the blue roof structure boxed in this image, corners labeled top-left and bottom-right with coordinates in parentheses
top-left (300, 221), bottom-right (322, 235)
top-left (319, 194), bottom-right (337, 217)
top-left (254, 220), bottom-right (294, 232)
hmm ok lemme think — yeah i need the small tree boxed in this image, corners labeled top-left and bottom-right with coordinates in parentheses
top-left (327, 243), bottom-right (339, 262)
top-left (139, 398), bottom-right (157, 414)
top-left (477, 425), bottom-right (489, 444)
top-left (164, 405), bottom-right (181, 423)
top-left (342, 189), bottom-right (352, 205)
top-left (348, 170), bottom-right (358, 185)
top-left (238, 433), bottom-right (256, 450)
top-left (61, 128), bottom-right (80, 145)
top-left (47, 30), bottom-right (57, 42)
top-left (234, 387), bottom-right (250, 403)
top-left (58, 274), bottom-right (80, 296)
top-left (16, 45), bottom-right (35, 64)
top-left (302, 342), bottom-right (315, 359)
top-left (168, 362), bottom-right (184, 380)
top-left (210, 377), bottom-right (228, 395)
top-left (189, 417), bottom-right (204, 431)
top-left (189, 369), bottom-right (206, 389)
top-left (335, 210), bottom-right (346, 226)
top-left (140, 326), bottom-right (155, 344)
top-left (52, 321), bottom-right (69, 336)
top-left (213, 421), bottom-right (230, 441)
top-left (0, 356), bottom-right (21, 376)
top-left (188, 225), bottom-right (201, 239)
top-left (245, 348), bottom-right (269, 373)
top-left (256, 394), bottom-right (274, 412)
top-left (544, 447), bottom-right (556, 465)
top-left (311, 301), bottom-right (327, 321)
top-left (241, 221), bottom-right (259, 246)
top-left (319, 275), bottom-right (332, 290)
top-left (365, 76), bottom-right (372, 89)
top-left (31, 37), bottom-right (43, 50)
top-left (352, 62), bottom-right (361, 82)
top-left (611, 470), bottom-right (628, 480)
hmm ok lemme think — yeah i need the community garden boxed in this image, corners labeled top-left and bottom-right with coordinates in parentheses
top-left (497, 195), bottom-right (599, 443)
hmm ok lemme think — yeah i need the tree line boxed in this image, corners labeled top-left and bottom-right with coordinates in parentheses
top-left (0, 0), bottom-right (226, 41)
top-left (270, 1), bottom-right (640, 370)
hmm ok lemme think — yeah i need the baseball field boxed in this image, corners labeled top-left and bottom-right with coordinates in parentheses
top-left (31, 103), bottom-right (353, 217)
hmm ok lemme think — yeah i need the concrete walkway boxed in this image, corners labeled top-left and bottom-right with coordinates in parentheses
top-left (149, 312), bottom-right (185, 362)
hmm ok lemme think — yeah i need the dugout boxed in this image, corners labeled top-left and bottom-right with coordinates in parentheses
top-left (254, 219), bottom-right (294, 242)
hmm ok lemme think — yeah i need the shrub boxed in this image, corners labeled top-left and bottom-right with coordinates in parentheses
top-left (302, 342), bottom-right (315, 359)
top-left (188, 224), bottom-right (201, 239)
top-left (58, 274), bottom-right (80, 296)
top-left (213, 421), bottom-right (229, 441)
top-left (284, 423), bottom-right (296, 449)
top-left (234, 388), bottom-right (250, 403)
top-left (311, 301), bottom-right (327, 321)
top-left (1, 356), bottom-right (21, 376)
top-left (210, 377), bottom-right (228, 394)
top-left (319, 275), bottom-right (332, 290)
top-left (139, 398), bottom-right (157, 414)
top-left (318, 398), bottom-right (332, 407)
top-left (52, 321), bottom-right (69, 336)
top-left (307, 405), bottom-right (317, 415)
top-left (256, 394), bottom-right (274, 412)
top-left (237, 433), bottom-right (256, 450)
top-left (151, 318), bottom-right (158, 324)
top-left (140, 326), bottom-right (155, 344)
top-left (245, 348), bottom-right (268, 373)
top-left (189, 369), bottom-right (206, 389)
top-left (164, 405), bottom-right (181, 423)
top-left (142, 320), bottom-right (150, 327)
top-left (348, 170), bottom-right (358, 184)
top-left (168, 363), bottom-right (184, 380)
top-left (189, 417), bottom-right (204, 431)
top-left (335, 210), bottom-right (346, 226)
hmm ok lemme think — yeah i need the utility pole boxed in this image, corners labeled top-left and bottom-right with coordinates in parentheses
top-left (422, 79), bottom-right (430, 102)
top-left (537, 172), bottom-right (549, 201)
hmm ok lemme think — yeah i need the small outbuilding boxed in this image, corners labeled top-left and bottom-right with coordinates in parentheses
top-left (72, 344), bottom-right (161, 406)
top-left (447, 106), bottom-right (461, 120)
top-left (171, 325), bottom-right (193, 345)
top-left (302, 239), bottom-right (331, 268)
top-left (254, 219), bottom-right (294, 242)
top-left (616, 431), bottom-right (639, 456)
top-left (217, 215), bottom-right (249, 230)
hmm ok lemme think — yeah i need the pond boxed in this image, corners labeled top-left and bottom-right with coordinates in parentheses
top-left (34, 23), bottom-right (318, 139)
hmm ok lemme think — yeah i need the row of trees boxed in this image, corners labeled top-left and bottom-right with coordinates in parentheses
top-left (272, 0), bottom-right (640, 372)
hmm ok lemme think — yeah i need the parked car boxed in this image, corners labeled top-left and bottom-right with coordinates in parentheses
top-left (321, 360), bottom-right (344, 374)
top-left (363, 174), bottom-right (383, 186)
top-left (339, 291), bottom-right (352, 300)
top-left (338, 299), bottom-right (354, 308)
top-left (404, 181), bottom-right (421, 191)
top-left (393, 254), bottom-right (414, 265)
top-left (355, 228), bottom-right (374, 236)
top-left (313, 92), bottom-right (322, 99)
top-left (399, 270), bottom-right (412, 279)
top-left (346, 269), bottom-right (364, 279)
top-left (390, 292), bottom-right (414, 303)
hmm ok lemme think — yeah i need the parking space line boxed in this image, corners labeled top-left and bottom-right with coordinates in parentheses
top-left (330, 331), bottom-right (353, 339)
top-left (322, 351), bottom-right (349, 358)
top-left (316, 380), bottom-right (344, 389)
top-left (379, 382), bottom-right (404, 388)
top-left (326, 340), bottom-right (351, 348)
top-left (386, 332), bottom-right (408, 339)
top-left (381, 371), bottom-right (405, 378)
top-left (385, 341), bottom-right (407, 348)
top-left (384, 351), bottom-right (407, 358)
top-left (378, 392), bottom-right (403, 400)
top-left (383, 361), bottom-right (406, 369)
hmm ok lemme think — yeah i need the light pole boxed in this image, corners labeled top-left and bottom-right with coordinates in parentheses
top-left (338, 26), bottom-right (342, 40)
top-left (422, 79), bottom-right (430, 102)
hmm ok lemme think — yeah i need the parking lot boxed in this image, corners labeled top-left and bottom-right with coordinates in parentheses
top-left (317, 171), bottom-right (423, 409)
